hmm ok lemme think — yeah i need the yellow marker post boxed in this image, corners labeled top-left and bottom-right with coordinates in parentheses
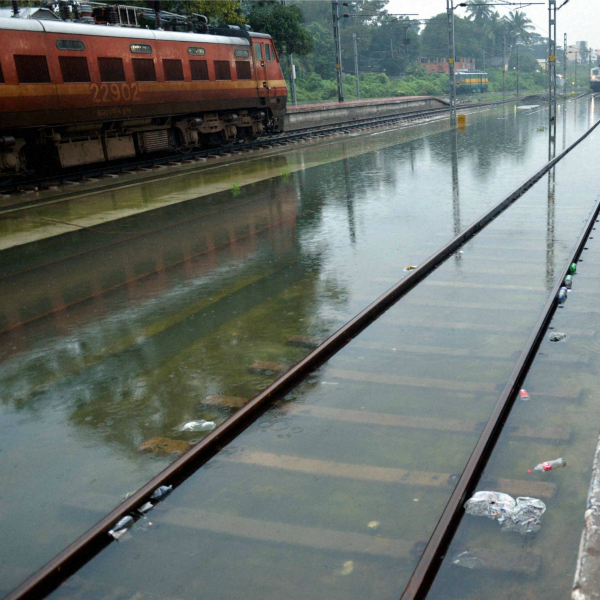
top-left (457, 114), bottom-right (467, 132)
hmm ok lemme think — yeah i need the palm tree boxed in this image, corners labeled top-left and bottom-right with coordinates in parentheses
top-left (484, 11), bottom-right (506, 57)
top-left (504, 10), bottom-right (535, 45)
top-left (465, 1), bottom-right (492, 25)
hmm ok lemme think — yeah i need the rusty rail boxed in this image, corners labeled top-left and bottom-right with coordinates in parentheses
top-left (401, 180), bottom-right (600, 600)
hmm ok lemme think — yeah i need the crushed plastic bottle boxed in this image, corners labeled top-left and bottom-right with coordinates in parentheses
top-left (464, 491), bottom-right (546, 534)
top-left (550, 331), bottom-right (568, 342)
top-left (108, 515), bottom-right (134, 540)
top-left (174, 420), bottom-right (216, 432)
top-left (150, 485), bottom-right (173, 501)
top-left (138, 502), bottom-right (153, 514)
top-left (568, 262), bottom-right (577, 275)
top-left (557, 287), bottom-right (568, 305)
top-left (529, 457), bottom-right (566, 473)
top-left (404, 265), bottom-right (418, 272)
top-left (452, 550), bottom-right (479, 569)
top-left (564, 275), bottom-right (573, 289)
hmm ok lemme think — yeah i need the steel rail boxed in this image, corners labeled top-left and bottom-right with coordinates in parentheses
top-left (7, 115), bottom-right (600, 600)
top-left (0, 98), bottom-right (509, 201)
top-left (400, 173), bottom-right (600, 600)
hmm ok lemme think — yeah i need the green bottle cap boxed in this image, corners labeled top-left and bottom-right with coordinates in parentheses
top-left (568, 262), bottom-right (577, 274)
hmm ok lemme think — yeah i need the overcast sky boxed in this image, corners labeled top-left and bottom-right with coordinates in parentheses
top-left (385, 0), bottom-right (600, 50)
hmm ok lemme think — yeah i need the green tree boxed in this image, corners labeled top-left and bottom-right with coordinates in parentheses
top-left (190, 1), bottom-right (245, 25)
top-left (246, 1), bottom-right (313, 55)
top-left (504, 10), bottom-right (535, 44)
top-left (299, 22), bottom-right (336, 79)
top-left (465, 0), bottom-right (492, 24)
top-left (483, 11), bottom-right (506, 58)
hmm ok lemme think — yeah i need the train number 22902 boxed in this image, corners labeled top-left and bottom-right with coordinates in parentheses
top-left (90, 83), bottom-right (141, 103)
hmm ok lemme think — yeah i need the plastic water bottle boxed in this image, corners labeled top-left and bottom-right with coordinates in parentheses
top-left (557, 287), bottom-right (568, 304)
top-left (528, 458), bottom-right (566, 473)
top-left (568, 262), bottom-right (577, 275)
top-left (564, 275), bottom-right (573, 289)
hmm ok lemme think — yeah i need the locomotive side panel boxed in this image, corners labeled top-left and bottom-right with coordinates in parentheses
top-left (0, 18), bottom-right (288, 176)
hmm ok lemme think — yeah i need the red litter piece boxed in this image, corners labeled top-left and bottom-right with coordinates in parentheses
top-left (519, 389), bottom-right (530, 400)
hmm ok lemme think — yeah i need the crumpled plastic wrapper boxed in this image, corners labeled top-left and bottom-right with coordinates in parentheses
top-left (464, 491), bottom-right (546, 535)
top-left (550, 332), bottom-right (568, 342)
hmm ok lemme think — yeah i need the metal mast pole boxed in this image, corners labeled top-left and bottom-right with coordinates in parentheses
top-left (353, 33), bottom-right (360, 100)
top-left (483, 49), bottom-right (486, 71)
top-left (564, 33), bottom-right (567, 97)
top-left (502, 36), bottom-right (506, 102)
top-left (280, 0), bottom-right (297, 106)
top-left (332, 0), bottom-right (344, 103)
top-left (447, 0), bottom-right (456, 124)
top-left (548, 0), bottom-right (557, 167)
top-left (517, 41), bottom-right (520, 101)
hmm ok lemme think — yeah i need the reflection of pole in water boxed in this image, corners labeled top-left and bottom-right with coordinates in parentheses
top-left (546, 166), bottom-right (556, 286)
top-left (342, 157), bottom-right (356, 245)
top-left (451, 129), bottom-right (461, 263)
top-left (562, 97), bottom-right (567, 150)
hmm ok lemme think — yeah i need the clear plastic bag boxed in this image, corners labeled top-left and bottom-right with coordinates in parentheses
top-left (464, 491), bottom-right (546, 535)
top-left (173, 420), bottom-right (216, 432)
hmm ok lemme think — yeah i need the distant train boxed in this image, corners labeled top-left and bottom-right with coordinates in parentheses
top-left (0, 16), bottom-right (287, 178)
top-left (456, 71), bottom-right (489, 95)
top-left (591, 66), bottom-right (600, 92)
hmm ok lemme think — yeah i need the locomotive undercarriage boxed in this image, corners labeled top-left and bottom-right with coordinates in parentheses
top-left (0, 108), bottom-right (275, 178)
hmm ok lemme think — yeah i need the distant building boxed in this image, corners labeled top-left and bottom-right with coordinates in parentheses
top-left (420, 57), bottom-right (476, 74)
top-left (566, 42), bottom-right (598, 64)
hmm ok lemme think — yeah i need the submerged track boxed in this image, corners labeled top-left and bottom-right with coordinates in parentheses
top-left (5, 101), bottom-right (600, 600)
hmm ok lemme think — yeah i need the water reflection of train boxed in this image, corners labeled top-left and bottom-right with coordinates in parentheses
top-left (0, 178), bottom-right (298, 337)
top-left (591, 66), bottom-right (600, 92)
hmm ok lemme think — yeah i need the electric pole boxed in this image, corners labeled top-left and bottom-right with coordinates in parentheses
top-left (281, 0), bottom-right (297, 106)
top-left (353, 33), bottom-right (360, 100)
top-left (446, 0), bottom-right (456, 124)
top-left (482, 49), bottom-right (486, 71)
top-left (548, 0), bottom-right (557, 159)
top-left (502, 36), bottom-right (506, 102)
top-left (516, 40), bottom-right (520, 101)
top-left (332, 0), bottom-right (344, 103)
top-left (563, 33), bottom-right (567, 97)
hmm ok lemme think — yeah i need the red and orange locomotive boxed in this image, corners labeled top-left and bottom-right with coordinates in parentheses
top-left (0, 15), bottom-right (287, 176)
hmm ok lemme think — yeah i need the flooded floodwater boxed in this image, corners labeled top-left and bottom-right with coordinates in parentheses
top-left (1, 96), bottom-right (599, 598)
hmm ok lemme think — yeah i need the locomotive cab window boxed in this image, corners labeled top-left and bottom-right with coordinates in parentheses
top-left (254, 43), bottom-right (262, 61)
top-left (56, 39), bottom-right (85, 51)
top-left (130, 44), bottom-right (152, 54)
top-left (0, 61), bottom-right (4, 84)
top-left (188, 47), bottom-right (205, 56)
top-left (234, 49), bottom-right (249, 58)
top-left (265, 45), bottom-right (272, 61)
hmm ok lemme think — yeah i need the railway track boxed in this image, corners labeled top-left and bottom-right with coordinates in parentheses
top-left (0, 97), bottom-right (515, 209)
top-left (5, 99), bottom-right (600, 600)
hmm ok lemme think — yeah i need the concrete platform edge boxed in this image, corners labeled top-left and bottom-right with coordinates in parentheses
top-left (572, 431), bottom-right (600, 600)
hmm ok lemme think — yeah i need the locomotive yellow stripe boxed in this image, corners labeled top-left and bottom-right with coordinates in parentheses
top-left (0, 80), bottom-right (287, 98)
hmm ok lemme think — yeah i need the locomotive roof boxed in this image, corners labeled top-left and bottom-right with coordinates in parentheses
top-left (0, 17), bottom-right (273, 46)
